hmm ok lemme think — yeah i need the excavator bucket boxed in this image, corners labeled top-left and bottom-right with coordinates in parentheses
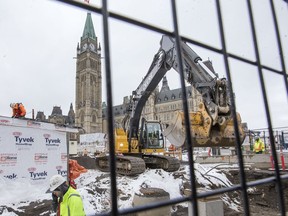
top-left (163, 103), bottom-right (246, 147)
top-left (162, 111), bottom-right (186, 148)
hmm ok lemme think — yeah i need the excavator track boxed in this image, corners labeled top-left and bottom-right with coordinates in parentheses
top-left (143, 155), bottom-right (180, 172)
top-left (95, 155), bottom-right (146, 175)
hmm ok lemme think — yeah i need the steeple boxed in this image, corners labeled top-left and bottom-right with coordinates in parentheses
top-left (82, 13), bottom-right (96, 40)
top-left (76, 12), bottom-right (102, 134)
top-left (160, 76), bottom-right (170, 92)
top-left (68, 103), bottom-right (75, 125)
top-left (68, 103), bottom-right (75, 118)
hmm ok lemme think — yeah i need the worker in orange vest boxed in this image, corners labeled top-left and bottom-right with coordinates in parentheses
top-left (168, 144), bottom-right (176, 152)
top-left (10, 103), bottom-right (26, 118)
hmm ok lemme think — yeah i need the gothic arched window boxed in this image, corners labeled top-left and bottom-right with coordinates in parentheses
top-left (92, 115), bottom-right (97, 123)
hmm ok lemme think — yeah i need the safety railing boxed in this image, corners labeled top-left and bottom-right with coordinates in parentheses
top-left (57, 0), bottom-right (287, 215)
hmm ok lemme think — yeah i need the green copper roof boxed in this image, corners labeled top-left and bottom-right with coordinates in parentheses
top-left (82, 13), bottom-right (96, 39)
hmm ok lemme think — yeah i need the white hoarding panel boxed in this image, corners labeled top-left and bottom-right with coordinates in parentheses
top-left (0, 116), bottom-right (69, 187)
top-left (79, 133), bottom-right (107, 154)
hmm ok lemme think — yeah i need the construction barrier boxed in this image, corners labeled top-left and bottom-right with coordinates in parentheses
top-left (0, 116), bottom-right (78, 188)
top-left (269, 147), bottom-right (285, 171)
top-left (280, 147), bottom-right (286, 170)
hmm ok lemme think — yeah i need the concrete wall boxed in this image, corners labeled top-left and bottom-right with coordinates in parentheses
top-left (194, 152), bottom-right (288, 169)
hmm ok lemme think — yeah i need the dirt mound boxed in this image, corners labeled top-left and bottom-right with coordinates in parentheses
top-left (0, 200), bottom-right (52, 216)
top-left (224, 169), bottom-right (288, 215)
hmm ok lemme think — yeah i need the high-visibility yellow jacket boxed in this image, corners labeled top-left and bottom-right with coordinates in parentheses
top-left (253, 140), bottom-right (265, 153)
top-left (60, 187), bottom-right (85, 216)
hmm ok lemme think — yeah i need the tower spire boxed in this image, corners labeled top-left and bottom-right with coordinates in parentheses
top-left (82, 13), bottom-right (96, 40)
top-left (160, 76), bottom-right (170, 92)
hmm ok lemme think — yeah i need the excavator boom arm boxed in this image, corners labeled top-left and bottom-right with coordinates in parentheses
top-left (124, 35), bottom-right (245, 147)
top-left (128, 50), bottom-right (169, 137)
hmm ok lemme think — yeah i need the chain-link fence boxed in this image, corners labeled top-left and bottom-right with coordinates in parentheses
top-left (57, 0), bottom-right (287, 215)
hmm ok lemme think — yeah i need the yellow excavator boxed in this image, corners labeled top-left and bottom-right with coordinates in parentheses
top-left (96, 35), bottom-right (246, 175)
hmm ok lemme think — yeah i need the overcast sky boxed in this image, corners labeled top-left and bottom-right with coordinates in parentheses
top-left (0, 0), bottom-right (287, 130)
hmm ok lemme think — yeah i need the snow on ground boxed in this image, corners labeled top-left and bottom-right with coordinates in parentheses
top-left (75, 168), bottom-right (187, 214)
top-left (0, 177), bottom-right (51, 216)
top-left (0, 153), bottom-right (242, 215)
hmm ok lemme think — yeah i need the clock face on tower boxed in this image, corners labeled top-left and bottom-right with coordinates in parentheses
top-left (82, 43), bottom-right (87, 51)
top-left (89, 43), bottom-right (95, 51)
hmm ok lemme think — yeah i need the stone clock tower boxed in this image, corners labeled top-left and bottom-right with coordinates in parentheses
top-left (75, 13), bottom-right (102, 134)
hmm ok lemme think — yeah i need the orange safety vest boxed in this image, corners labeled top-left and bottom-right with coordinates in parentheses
top-left (168, 144), bottom-right (176, 151)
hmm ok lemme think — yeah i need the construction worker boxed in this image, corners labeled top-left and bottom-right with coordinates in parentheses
top-left (49, 174), bottom-right (86, 216)
top-left (253, 136), bottom-right (265, 154)
top-left (168, 144), bottom-right (176, 152)
top-left (10, 103), bottom-right (26, 118)
top-left (83, 148), bottom-right (88, 156)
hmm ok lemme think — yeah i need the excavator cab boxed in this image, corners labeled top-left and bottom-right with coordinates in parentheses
top-left (139, 119), bottom-right (165, 153)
